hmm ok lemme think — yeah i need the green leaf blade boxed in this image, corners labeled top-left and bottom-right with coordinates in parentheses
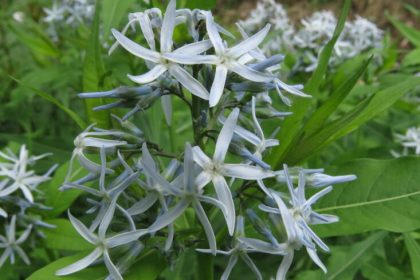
top-left (314, 157), bottom-right (420, 237)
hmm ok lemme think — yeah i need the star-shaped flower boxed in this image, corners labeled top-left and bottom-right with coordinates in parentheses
top-left (0, 216), bottom-right (32, 267)
top-left (111, 0), bottom-right (211, 101)
top-left (56, 198), bottom-right (147, 280)
top-left (192, 108), bottom-right (274, 234)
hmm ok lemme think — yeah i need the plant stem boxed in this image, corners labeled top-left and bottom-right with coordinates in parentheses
top-left (191, 95), bottom-right (207, 148)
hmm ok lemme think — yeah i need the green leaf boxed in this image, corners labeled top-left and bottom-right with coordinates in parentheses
top-left (8, 22), bottom-right (59, 59)
top-left (402, 48), bottom-right (420, 67)
top-left (325, 232), bottom-right (386, 280)
top-left (125, 250), bottom-right (166, 280)
top-left (304, 56), bottom-right (373, 136)
top-left (268, 0), bottom-right (351, 168)
top-left (9, 76), bottom-right (86, 129)
top-left (286, 76), bottom-right (420, 164)
top-left (328, 76), bottom-right (420, 140)
top-left (403, 233), bottom-right (420, 279)
top-left (285, 95), bottom-right (372, 164)
top-left (386, 12), bottom-right (420, 47)
top-left (313, 157), bottom-right (420, 237)
top-left (83, 2), bottom-right (111, 127)
top-left (42, 162), bottom-right (86, 218)
top-left (360, 256), bottom-right (405, 280)
top-left (180, 0), bottom-right (217, 9)
top-left (102, 0), bottom-right (137, 40)
top-left (196, 253), bottom-right (214, 280)
top-left (404, 3), bottom-right (420, 18)
top-left (27, 252), bottom-right (106, 280)
top-left (43, 219), bottom-right (95, 251)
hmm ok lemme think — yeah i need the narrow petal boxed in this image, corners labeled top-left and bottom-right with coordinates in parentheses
top-left (161, 95), bottom-right (172, 126)
top-left (8, 215), bottom-right (16, 242)
top-left (251, 97), bottom-right (264, 140)
top-left (99, 197), bottom-right (118, 238)
top-left (0, 248), bottom-right (11, 267)
top-left (128, 65), bottom-right (167, 84)
top-left (298, 220), bottom-right (329, 252)
top-left (16, 225), bottom-right (32, 244)
top-left (220, 116), bottom-right (260, 146)
top-left (276, 252), bottom-right (294, 280)
top-left (203, 11), bottom-right (224, 54)
top-left (304, 186), bottom-right (333, 210)
top-left (196, 249), bottom-right (232, 255)
top-left (0, 208), bottom-right (7, 218)
top-left (107, 230), bottom-right (148, 248)
top-left (221, 254), bottom-right (238, 280)
top-left (173, 39), bottom-right (213, 54)
top-left (238, 237), bottom-right (286, 254)
top-left (19, 184), bottom-right (34, 203)
top-left (212, 175), bottom-right (235, 235)
top-left (68, 211), bottom-right (97, 244)
top-left (275, 79), bottom-right (311, 98)
top-left (103, 250), bottom-right (123, 280)
top-left (14, 245), bottom-right (30, 265)
top-left (163, 53), bottom-right (218, 65)
top-left (240, 254), bottom-right (262, 280)
top-left (306, 248), bottom-right (327, 273)
top-left (198, 195), bottom-right (228, 217)
top-left (258, 204), bottom-right (280, 215)
top-left (228, 24), bottom-right (271, 58)
top-left (195, 171), bottom-right (212, 190)
top-left (213, 108), bottom-right (239, 163)
top-left (56, 248), bottom-right (102, 275)
top-left (127, 192), bottom-right (158, 215)
top-left (209, 65), bottom-right (228, 108)
top-left (309, 212), bottom-right (339, 225)
top-left (148, 199), bottom-right (189, 233)
top-left (138, 13), bottom-right (156, 50)
top-left (183, 143), bottom-right (195, 193)
top-left (168, 64), bottom-right (209, 100)
top-left (0, 183), bottom-right (19, 197)
top-left (61, 183), bottom-right (101, 196)
top-left (160, 0), bottom-right (176, 53)
top-left (271, 192), bottom-right (297, 241)
top-left (192, 201), bottom-right (217, 254)
top-left (222, 164), bottom-right (273, 180)
top-left (111, 29), bottom-right (160, 63)
top-left (229, 61), bottom-right (272, 83)
top-left (191, 146), bottom-right (212, 168)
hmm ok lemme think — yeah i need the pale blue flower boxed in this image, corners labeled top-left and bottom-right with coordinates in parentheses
top-left (197, 216), bottom-right (263, 280)
top-left (0, 216), bottom-right (32, 267)
top-left (192, 108), bottom-right (274, 234)
top-left (56, 198), bottom-right (147, 280)
top-left (145, 143), bottom-right (227, 254)
top-left (111, 0), bottom-right (211, 101)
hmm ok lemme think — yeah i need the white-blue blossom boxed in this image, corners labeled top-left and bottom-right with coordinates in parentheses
top-left (56, 198), bottom-right (147, 280)
top-left (0, 216), bottom-right (32, 267)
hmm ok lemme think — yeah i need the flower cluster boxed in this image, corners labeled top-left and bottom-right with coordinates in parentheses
top-left (392, 127), bottom-right (420, 157)
top-left (57, 1), bottom-right (357, 279)
top-left (241, 0), bottom-right (384, 72)
top-left (0, 145), bottom-right (56, 267)
top-left (43, 0), bottom-right (95, 40)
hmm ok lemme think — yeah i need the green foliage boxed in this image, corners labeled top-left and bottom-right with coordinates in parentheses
top-left (386, 12), bottom-right (420, 47)
top-left (42, 161), bottom-right (86, 218)
top-left (27, 252), bottom-right (107, 280)
top-left (314, 157), bottom-right (420, 237)
top-left (403, 233), bottom-right (420, 279)
top-left (102, 0), bottom-right (137, 41)
top-left (82, 2), bottom-right (111, 127)
top-left (268, 0), bottom-right (351, 167)
top-left (43, 219), bottom-right (95, 251)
